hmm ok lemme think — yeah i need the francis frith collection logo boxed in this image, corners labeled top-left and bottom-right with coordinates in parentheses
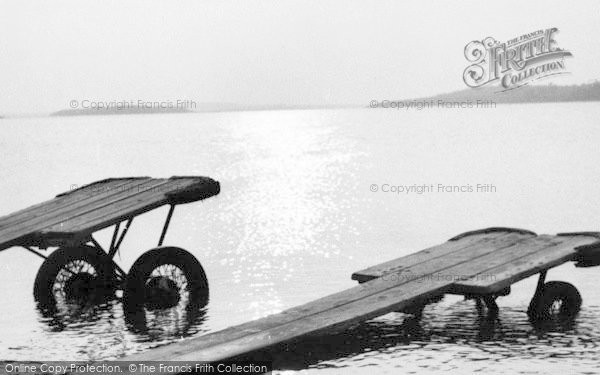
top-left (463, 28), bottom-right (572, 90)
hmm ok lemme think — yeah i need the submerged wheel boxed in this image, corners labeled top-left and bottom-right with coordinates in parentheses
top-left (123, 247), bottom-right (208, 311)
top-left (33, 245), bottom-right (116, 306)
top-left (527, 281), bottom-right (582, 321)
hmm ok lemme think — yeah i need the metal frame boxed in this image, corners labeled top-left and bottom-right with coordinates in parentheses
top-left (24, 246), bottom-right (48, 260)
top-left (158, 205), bottom-right (175, 247)
top-left (532, 270), bottom-right (548, 301)
top-left (22, 204), bottom-right (179, 283)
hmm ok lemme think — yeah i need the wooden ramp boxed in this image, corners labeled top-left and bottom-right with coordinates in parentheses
top-left (123, 228), bottom-right (599, 365)
top-left (0, 176), bottom-right (219, 251)
top-left (352, 228), bottom-right (599, 296)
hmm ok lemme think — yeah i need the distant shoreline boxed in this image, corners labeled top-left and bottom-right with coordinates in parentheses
top-left (2, 82), bottom-right (598, 119)
top-left (48, 81), bottom-right (600, 117)
top-left (46, 104), bottom-right (355, 118)
top-left (51, 107), bottom-right (193, 117)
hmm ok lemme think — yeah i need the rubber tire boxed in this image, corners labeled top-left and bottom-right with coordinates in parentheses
top-left (33, 245), bottom-right (116, 305)
top-left (528, 281), bottom-right (582, 321)
top-left (123, 247), bottom-right (208, 311)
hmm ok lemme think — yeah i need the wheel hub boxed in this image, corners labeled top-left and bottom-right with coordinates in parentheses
top-left (145, 276), bottom-right (181, 309)
top-left (64, 273), bottom-right (98, 301)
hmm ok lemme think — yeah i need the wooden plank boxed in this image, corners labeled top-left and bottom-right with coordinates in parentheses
top-left (0, 179), bottom-right (158, 237)
top-left (356, 234), bottom-right (570, 296)
top-left (144, 277), bottom-right (451, 364)
top-left (123, 232), bottom-right (530, 364)
top-left (0, 179), bottom-right (169, 247)
top-left (351, 230), bottom-right (535, 283)
top-left (0, 176), bottom-right (218, 251)
top-left (451, 235), bottom-right (598, 294)
top-left (41, 179), bottom-right (195, 236)
top-left (443, 234), bottom-right (571, 292)
top-left (54, 177), bottom-right (150, 197)
top-left (137, 232), bottom-right (585, 363)
top-left (387, 234), bottom-right (561, 291)
top-left (0, 179), bottom-right (137, 229)
top-left (0, 179), bottom-right (156, 250)
top-left (241, 232), bottom-right (527, 332)
top-left (351, 233), bottom-right (498, 283)
top-left (121, 231), bottom-right (597, 368)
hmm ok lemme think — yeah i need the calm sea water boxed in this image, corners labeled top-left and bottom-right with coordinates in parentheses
top-left (1, 103), bottom-right (600, 374)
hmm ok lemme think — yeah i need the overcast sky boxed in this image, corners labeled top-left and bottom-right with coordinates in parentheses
top-left (1, 0), bottom-right (599, 115)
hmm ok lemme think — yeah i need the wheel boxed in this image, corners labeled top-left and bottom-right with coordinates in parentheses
top-left (123, 247), bottom-right (208, 311)
top-left (33, 245), bottom-right (117, 307)
top-left (527, 281), bottom-right (582, 321)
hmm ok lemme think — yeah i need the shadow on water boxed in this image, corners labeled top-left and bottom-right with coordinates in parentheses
top-left (33, 291), bottom-right (600, 371)
top-left (123, 293), bottom-right (210, 341)
top-left (36, 300), bottom-right (117, 332)
top-left (35, 289), bottom-right (210, 342)
top-left (230, 298), bottom-right (600, 371)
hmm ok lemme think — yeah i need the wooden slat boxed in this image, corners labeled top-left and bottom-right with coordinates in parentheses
top-left (166, 277), bottom-right (451, 363)
top-left (0, 179), bottom-right (137, 229)
top-left (444, 235), bottom-right (569, 292)
top-left (354, 234), bottom-right (563, 296)
top-left (195, 232), bottom-right (528, 344)
top-left (123, 232), bottom-right (530, 364)
top-left (41, 179), bottom-right (194, 236)
top-left (0, 176), bottom-right (218, 251)
top-left (451, 235), bottom-right (598, 294)
top-left (123, 231), bottom-right (597, 367)
top-left (305, 232), bottom-right (529, 311)
top-left (351, 230), bottom-right (534, 283)
top-left (0, 179), bottom-right (156, 238)
top-left (0, 179), bottom-right (168, 245)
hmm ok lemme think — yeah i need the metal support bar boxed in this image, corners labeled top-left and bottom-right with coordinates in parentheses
top-left (110, 261), bottom-right (127, 279)
top-left (89, 236), bottom-right (127, 279)
top-left (25, 246), bottom-right (80, 278)
top-left (89, 236), bottom-right (104, 252)
top-left (109, 217), bottom-right (133, 259)
top-left (534, 270), bottom-right (547, 297)
top-left (158, 205), bottom-right (175, 247)
top-left (109, 222), bottom-right (121, 253)
top-left (482, 295), bottom-right (499, 311)
top-left (115, 217), bottom-right (133, 251)
top-left (24, 246), bottom-right (48, 260)
top-left (527, 270), bottom-right (548, 317)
